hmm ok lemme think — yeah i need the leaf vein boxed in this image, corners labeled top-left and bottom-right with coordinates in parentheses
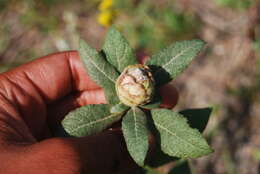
top-left (133, 108), bottom-right (138, 139)
top-left (155, 122), bottom-right (205, 151)
top-left (70, 114), bottom-right (120, 133)
top-left (162, 45), bottom-right (195, 70)
top-left (115, 42), bottom-right (121, 71)
top-left (88, 56), bottom-right (116, 83)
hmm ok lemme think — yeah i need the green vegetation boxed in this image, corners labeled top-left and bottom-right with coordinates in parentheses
top-left (114, 0), bottom-right (200, 53)
top-left (215, 0), bottom-right (254, 10)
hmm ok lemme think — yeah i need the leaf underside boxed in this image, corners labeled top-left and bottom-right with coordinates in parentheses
top-left (102, 27), bottom-right (138, 72)
top-left (122, 107), bottom-right (149, 166)
top-left (146, 40), bottom-right (205, 86)
top-left (62, 104), bottom-right (122, 137)
top-left (79, 40), bottom-right (120, 104)
top-left (151, 109), bottom-right (213, 158)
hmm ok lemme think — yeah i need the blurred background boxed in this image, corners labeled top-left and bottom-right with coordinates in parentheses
top-left (0, 0), bottom-right (259, 173)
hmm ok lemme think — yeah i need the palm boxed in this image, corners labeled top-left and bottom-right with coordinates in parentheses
top-left (0, 51), bottom-right (177, 174)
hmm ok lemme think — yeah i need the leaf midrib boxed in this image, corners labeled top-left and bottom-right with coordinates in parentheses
top-left (70, 114), bottom-right (120, 133)
top-left (88, 55), bottom-right (116, 83)
top-left (155, 122), bottom-right (207, 152)
top-left (162, 45), bottom-right (194, 69)
top-left (153, 43), bottom-right (200, 77)
top-left (133, 108), bottom-right (138, 139)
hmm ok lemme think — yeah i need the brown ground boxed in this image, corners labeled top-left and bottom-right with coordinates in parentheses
top-left (174, 1), bottom-right (260, 174)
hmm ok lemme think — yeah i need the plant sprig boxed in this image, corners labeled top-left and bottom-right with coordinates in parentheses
top-left (61, 27), bottom-right (213, 167)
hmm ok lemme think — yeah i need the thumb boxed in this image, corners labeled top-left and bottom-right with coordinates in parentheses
top-left (47, 89), bottom-right (106, 130)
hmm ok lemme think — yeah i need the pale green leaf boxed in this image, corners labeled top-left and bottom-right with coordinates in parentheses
top-left (102, 27), bottom-right (138, 72)
top-left (146, 40), bottom-right (205, 86)
top-left (62, 104), bottom-right (122, 137)
top-left (79, 39), bottom-right (120, 104)
top-left (122, 107), bottom-right (149, 166)
top-left (151, 109), bottom-right (213, 158)
top-left (146, 108), bottom-right (212, 167)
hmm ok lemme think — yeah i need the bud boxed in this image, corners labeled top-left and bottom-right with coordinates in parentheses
top-left (116, 64), bottom-right (155, 106)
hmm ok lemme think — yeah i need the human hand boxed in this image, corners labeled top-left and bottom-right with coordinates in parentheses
top-left (0, 51), bottom-right (178, 174)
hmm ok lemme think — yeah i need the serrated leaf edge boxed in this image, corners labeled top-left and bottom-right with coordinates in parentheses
top-left (79, 40), bottom-right (117, 83)
top-left (64, 113), bottom-right (122, 134)
top-left (86, 54), bottom-right (116, 83)
top-left (122, 107), bottom-right (149, 166)
top-left (154, 121), bottom-right (211, 156)
top-left (103, 27), bottom-right (137, 72)
top-left (152, 109), bottom-right (213, 158)
top-left (154, 41), bottom-right (204, 76)
top-left (163, 41), bottom-right (203, 69)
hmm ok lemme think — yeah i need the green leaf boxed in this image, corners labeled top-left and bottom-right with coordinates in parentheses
top-left (146, 108), bottom-right (212, 167)
top-left (79, 39), bottom-right (120, 104)
top-left (62, 104), bottom-right (122, 137)
top-left (146, 40), bottom-right (205, 86)
top-left (145, 114), bottom-right (178, 168)
top-left (110, 103), bottom-right (129, 113)
top-left (180, 108), bottom-right (213, 133)
top-left (122, 107), bottom-right (149, 166)
top-left (102, 27), bottom-right (138, 72)
top-left (151, 109), bottom-right (213, 158)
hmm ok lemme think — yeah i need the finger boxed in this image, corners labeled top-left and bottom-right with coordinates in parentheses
top-left (0, 51), bottom-right (106, 140)
top-left (0, 51), bottom-right (100, 104)
top-left (159, 83), bottom-right (179, 109)
top-left (47, 89), bottom-right (106, 129)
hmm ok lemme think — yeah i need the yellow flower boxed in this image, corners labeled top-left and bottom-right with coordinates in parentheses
top-left (98, 0), bottom-right (113, 11)
top-left (98, 10), bottom-right (115, 27)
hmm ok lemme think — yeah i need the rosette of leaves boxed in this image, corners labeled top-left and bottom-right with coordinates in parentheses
top-left (61, 27), bottom-right (213, 167)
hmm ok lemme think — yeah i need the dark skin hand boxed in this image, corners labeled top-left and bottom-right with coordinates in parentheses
top-left (0, 51), bottom-right (178, 174)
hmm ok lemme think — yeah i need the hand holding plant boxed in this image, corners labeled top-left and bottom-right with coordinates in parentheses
top-left (0, 50), bottom-right (149, 174)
